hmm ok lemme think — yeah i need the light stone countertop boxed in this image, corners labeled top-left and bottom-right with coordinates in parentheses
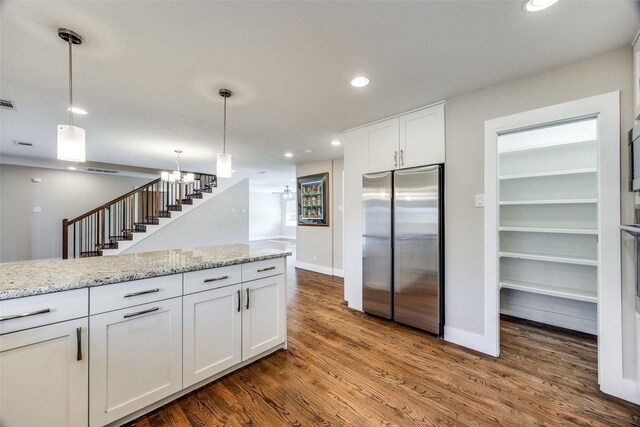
top-left (0, 244), bottom-right (291, 301)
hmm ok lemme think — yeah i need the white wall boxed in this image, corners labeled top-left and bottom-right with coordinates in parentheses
top-left (296, 159), bottom-right (343, 276)
top-left (0, 165), bottom-right (150, 262)
top-left (249, 192), bottom-right (283, 240)
top-left (121, 179), bottom-right (249, 253)
top-left (281, 197), bottom-right (296, 238)
top-left (344, 47), bottom-right (634, 359)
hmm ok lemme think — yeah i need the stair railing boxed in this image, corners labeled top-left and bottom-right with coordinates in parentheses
top-left (62, 172), bottom-right (216, 259)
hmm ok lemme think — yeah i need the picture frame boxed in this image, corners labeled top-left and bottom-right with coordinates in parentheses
top-left (297, 172), bottom-right (329, 226)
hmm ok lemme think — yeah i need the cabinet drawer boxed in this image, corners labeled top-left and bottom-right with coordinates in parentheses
top-left (241, 258), bottom-right (285, 282)
top-left (183, 264), bottom-right (242, 295)
top-left (0, 289), bottom-right (88, 335)
top-left (90, 274), bottom-right (182, 315)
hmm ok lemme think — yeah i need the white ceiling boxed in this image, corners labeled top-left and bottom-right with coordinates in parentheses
top-left (1, 1), bottom-right (638, 192)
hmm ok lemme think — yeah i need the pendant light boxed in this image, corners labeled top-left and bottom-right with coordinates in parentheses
top-left (57, 28), bottom-right (86, 162)
top-left (282, 185), bottom-right (294, 200)
top-left (216, 88), bottom-right (233, 178)
top-left (161, 150), bottom-right (194, 184)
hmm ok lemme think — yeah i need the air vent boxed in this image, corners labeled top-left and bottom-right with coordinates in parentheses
top-left (0, 99), bottom-right (16, 110)
top-left (257, 171), bottom-right (268, 175)
top-left (13, 140), bottom-right (33, 147)
top-left (86, 167), bottom-right (119, 174)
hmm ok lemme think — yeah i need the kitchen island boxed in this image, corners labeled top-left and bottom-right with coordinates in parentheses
top-left (0, 244), bottom-right (291, 427)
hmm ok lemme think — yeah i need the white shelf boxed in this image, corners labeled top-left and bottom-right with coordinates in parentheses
top-left (500, 279), bottom-right (597, 303)
top-left (499, 251), bottom-right (597, 266)
top-left (499, 168), bottom-right (597, 180)
top-left (499, 226), bottom-right (597, 235)
top-left (499, 139), bottom-right (596, 154)
top-left (500, 199), bottom-right (597, 206)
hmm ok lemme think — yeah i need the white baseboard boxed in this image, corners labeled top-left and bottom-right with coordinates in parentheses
top-left (249, 235), bottom-right (296, 241)
top-left (444, 326), bottom-right (499, 357)
top-left (332, 268), bottom-right (344, 278)
top-left (295, 261), bottom-right (334, 276)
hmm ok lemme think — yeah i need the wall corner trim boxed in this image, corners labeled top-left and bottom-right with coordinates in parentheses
top-left (444, 326), bottom-right (499, 357)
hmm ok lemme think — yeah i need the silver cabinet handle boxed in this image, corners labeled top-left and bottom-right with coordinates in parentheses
top-left (76, 327), bottom-right (82, 361)
top-left (124, 288), bottom-right (159, 298)
top-left (257, 266), bottom-right (276, 273)
top-left (124, 307), bottom-right (159, 318)
top-left (237, 290), bottom-right (241, 312)
top-left (0, 308), bottom-right (51, 322)
top-left (245, 288), bottom-right (250, 310)
top-left (400, 149), bottom-right (404, 166)
top-left (394, 151), bottom-right (398, 167)
top-left (204, 275), bottom-right (229, 283)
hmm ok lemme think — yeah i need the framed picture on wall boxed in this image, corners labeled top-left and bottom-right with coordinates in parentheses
top-left (297, 172), bottom-right (329, 226)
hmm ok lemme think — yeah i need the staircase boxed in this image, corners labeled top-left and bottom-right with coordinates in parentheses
top-left (62, 173), bottom-right (217, 259)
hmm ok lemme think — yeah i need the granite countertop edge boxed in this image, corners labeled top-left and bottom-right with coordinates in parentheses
top-left (0, 250), bottom-right (291, 301)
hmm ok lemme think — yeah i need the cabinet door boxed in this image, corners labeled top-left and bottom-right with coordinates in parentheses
top-left (366, 118), bottom-right (399, 173)
top-left (0, 318), bottom-right (88, 427)
top-left (183, 284), bottom-right (242, 388)
top-left (89, 298), bottom-right (182, 427)
top-left (242, 275), bottom-right (286, 360)
top-left (399, 104), bottom-right (445, 168)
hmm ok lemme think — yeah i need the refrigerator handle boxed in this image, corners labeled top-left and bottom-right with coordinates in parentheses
top-left (394, 151), bottom-right (398, 168)
top-left (400, 149), bottom-right (404, 166)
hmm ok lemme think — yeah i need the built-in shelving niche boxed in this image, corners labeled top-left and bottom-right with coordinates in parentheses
top-left (497, 118), bottom-right (598, 334)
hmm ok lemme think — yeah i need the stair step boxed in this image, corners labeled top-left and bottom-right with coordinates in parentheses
top-left (200, 188), bottom-right (213, 193)
top-left (157, 211), bottom-right (172, 218)
top-left (109, 234), bottom-right (134, 241)
top-left (186, 193), bottom-right (203, 199)
top-left (180, 198), bottom-right (193, 205)
top-left (167, 205), bottom-right (182, 211)
top-left (80, 250), bottom-right (102, 257)
top-left (122, 227), bottom-right (146, 233)
top-left (96, 242), bottom-right (118, 250)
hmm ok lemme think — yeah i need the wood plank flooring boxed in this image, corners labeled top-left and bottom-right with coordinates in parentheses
top-left (126, 267), bottom-right (640, 426)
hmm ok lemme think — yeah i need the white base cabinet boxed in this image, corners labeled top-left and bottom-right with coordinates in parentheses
top-left (89, 297), bottom-right (183, 427)
top-left (242, 275), bottom-right (287, 360)
top-left (183, 284), bottom-right (242, 388)
top-left (0, 318), bottom-right (88, 427)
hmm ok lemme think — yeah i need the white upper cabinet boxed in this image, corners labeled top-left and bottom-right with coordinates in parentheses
top-left (366, 118), bottom-right (400, 173)
top-left (364, 103), bottom-right (445, 173)
top-left (0, 318), bottom-right (88, 427)
top-left (399, 103), bottom-right (445, 168)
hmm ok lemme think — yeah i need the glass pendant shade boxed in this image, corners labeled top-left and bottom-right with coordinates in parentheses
top-left (161, 171), bottom-right (170, 181)
top-left (217, 153), bottom-right (232, 178)
top-left (184, 173), bottom-right (195, 183)
top-left (57, 125), bottom-right (86, 162)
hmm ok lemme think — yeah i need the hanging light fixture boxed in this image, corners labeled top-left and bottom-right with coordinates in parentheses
top-left (216, 88), bottom-right (233, 178)
top-left (282, 185), bottom-right (294, 200)
top-left (161, 150), bottom-right (194, 184)
top-left (57, 28), bottom-right (86, 162)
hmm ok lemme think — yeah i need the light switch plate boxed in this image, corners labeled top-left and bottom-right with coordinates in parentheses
top-left (475, 194), bottom-right (485, 208)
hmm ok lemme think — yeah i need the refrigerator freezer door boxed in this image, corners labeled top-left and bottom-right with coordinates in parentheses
top-left (394, 165), bottom-right (442, 334)
top-left (362, 171), bottom-right (393, 319)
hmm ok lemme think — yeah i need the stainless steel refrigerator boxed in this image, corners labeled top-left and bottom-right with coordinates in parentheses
top-left (362, 165), bottom-right (444, 335)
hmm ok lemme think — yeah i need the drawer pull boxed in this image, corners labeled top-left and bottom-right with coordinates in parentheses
top-left (123, 307), bottom-right (159, 318)
top-left (257, 266), bottom-right (276, 273)
top-left (124, 288), bottom-right (160, 298)
top-left (204, 275), bottom-right (229, 283)
top-left (76, 327), bottom-right (82, 361)
top-left (237, 290), bottom-right (241, 312)
top-left (246, 288), bottom-right (250, 310)
top-left (0, 308), bottom-right (51, 322)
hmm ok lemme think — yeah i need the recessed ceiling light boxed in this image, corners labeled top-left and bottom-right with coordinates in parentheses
top-left (291, 178), bottom-right (296, 182)
top-left (523, 0), bottom-right (559, 12)
top-left (67, 166), bottom-right (77, 170)
top-left (331, 140), bottom-right (342, 146)
top-left (284, 152), bottom-right (294, 158)
top-left (350, 76), bottom-right (370, 88)
top-left (67, 106), bottom-right (88, 115)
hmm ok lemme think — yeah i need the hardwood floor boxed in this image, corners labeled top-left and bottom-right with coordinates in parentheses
top-left (127, 267), bottom-right (640, 426)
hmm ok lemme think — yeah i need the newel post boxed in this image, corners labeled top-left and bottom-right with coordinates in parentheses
top-left (62, 218), bottom-right (69, 260)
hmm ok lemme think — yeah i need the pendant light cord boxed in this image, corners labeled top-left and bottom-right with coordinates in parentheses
top-left (68, 37), bottom-right (73, 127)
top-left (223, 95), bottom-right (227, 155)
